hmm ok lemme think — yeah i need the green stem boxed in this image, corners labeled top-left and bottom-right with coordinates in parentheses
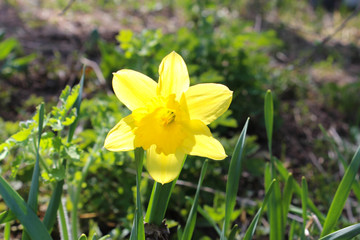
top-left (145, 156), bottom-right (187, 225)
top-left (4, 222), bottom-right (10, 240)
top-left (145, 181), bottom-right (176, 225)
top-left (58, 200), bottom-right (70, 240)
top-left (130, 148), bottom-right (145, 240)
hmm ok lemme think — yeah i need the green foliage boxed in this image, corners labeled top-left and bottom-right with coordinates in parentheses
top-left (321, 147), bottom-right (360, 237)
top-left (98, 14), bottom-right (283, 129)
top-left (0, 32), bottom-right (36, 78)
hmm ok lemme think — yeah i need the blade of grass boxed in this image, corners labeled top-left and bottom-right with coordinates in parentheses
top-left (282, 173), bottom-right (294, 232)
top-left (228, 224), bottom-right (239, 240)
top-left (264, 163), bottom-right (271, 191)
top-left (22, 103), bottom-right (44, 240)
top-left (320, 146), bottom-right (360, 237)
top-left (0, 210), bottom-right (16, 223)
top-left (177, 225), bottom-right (183, 239)
top-left (221, 118), bottom-right (249, 239)
top-left (58, 200), bottom-right (70, 240)
top-left (0, 176), bottom-right (51, 239)
top-left (269, 178), bottom-right (283, 240)
top-left (243, 179), bottom-right (275, 240)
top-left (264, 90), bottom-right (274, 155)
top-left (27, 103), bottom-right (44, 211)
top-left (181, 160), bottom-right (208, 240)
top-left (319, 124), bottom-right (360, 201)
top-left (43, 180), bottom-right (64, 231)
top-left (275, 158), bottom-right (325, 222)
top-left (319, 223), bottom-right (360, 240)
top-left (78, 234), bottom-right (87, 240)
top-left (130, 148), bottom-right (145, 240)
top-left (301, 177), bottom-right (308, 240)
top-left (289, 220), bottom-right (296, 240)
top-left (264, 90), bottom-right (282, 240)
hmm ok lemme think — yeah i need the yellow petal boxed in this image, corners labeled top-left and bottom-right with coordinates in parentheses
top-left (146, 145), bottom-right (185, 184)
top-left (157, 51), bottom-right (189, 98)
top-left (185, 83), bottom-right (233, 125)
top-left (113, 69), bottom-right (157, 111)
top-left (181, 120), bottom-right (227, 160)
top-left (104, 114), bottom-right (136, 151)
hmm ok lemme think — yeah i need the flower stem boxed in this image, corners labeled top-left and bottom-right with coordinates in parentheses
top-left (145, 181), bottom-right (176, 225)
top-left (145, 156), bottom-right (187, 225)
top-left (130, 148), bottom-right (145, 240)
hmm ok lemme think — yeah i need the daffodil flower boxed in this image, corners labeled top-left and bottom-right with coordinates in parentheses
top-left (104, 51), bottom-right (232, 184)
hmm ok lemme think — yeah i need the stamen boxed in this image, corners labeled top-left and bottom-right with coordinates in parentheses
top-left (162, 110), bottom-right (175, 126)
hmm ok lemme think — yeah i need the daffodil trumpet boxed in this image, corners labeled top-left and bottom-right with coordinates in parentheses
top-left (104, 51), bottom-right (233, 184)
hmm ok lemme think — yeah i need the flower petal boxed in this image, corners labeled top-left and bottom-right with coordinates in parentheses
top-left (104, 114), bottom-right (136, 151)
top-left (181, 120), bottom-right (227, 160)
top-left (146, 145), bottom-right (185, 184)
top-left (113, 69), bottom-right (157, 111)
top-left (185, 83), bottom-right (233, 125)
top-left (157, 51), bottom-right (190, 98)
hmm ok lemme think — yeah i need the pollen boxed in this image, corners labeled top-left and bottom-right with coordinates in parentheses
top-left (161, 110), bottom-right (176, 126)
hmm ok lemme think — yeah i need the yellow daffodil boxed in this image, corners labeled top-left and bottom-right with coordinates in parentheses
top-left (104, 51), bottom-right (232, 184)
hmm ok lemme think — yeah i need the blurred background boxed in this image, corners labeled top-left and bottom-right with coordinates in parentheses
top-left (0, 0), bottom-right (360, 239)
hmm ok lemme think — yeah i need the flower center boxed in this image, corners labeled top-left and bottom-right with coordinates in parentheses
top-left (161, 110), bottom-right (176, 126)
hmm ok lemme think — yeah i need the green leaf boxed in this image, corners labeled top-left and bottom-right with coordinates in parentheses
top-left (228, 224), bottom-right (239, 240)
top-left (264, 90), bottom-right (274, 153)
top-left (0, 38), bottom-right (18, 60)
top-left (62, 109), bottom-right (77, 126)
top-left (321, 146), bottom-right (360, 237)
top-left (289, 220), bottom-right (296, 240)
top-left (221, 118), bottom-right (249, 239)
top-left (130, 148), bottom-right (145, 240)
top-left (275, 158), bottom-right (325, 222)
top-left (319, 223), bottom-right (360, 240)
top-left (49, 85), bottom-right (80, 132)
top-left (269, 179), bottom-right (283, 240)
top-left (27, 103), bottom-right (44, 211)
top-left (23, 103), bottom-right (45, 240)
top-left (43, 180), bottom-right (64, 231)
top-left (11, 128), bottom-right (32, 142)
top-left (319, 124), bottom-right (360, 202)
top-left (177, 225), bottom-right (183, 239)
top-left (59, 85), bottom-right (80, 112)
top-left (264, 162), bottom-right (271, 191)
top-left (282, 173), bottom-right (294, 231)
top-left (98, 235), bottom-right (111, 240)
top-left (243, 180), bottom-right (275, 240)
top-left (182, 160), bottom-right (208, 240)
top-left (0, 176), bottom-right (51, 240)
top-left (11, 53), bottom-right (37, 66)
top-left (78, 234), bottom-right (87, 240)
top-left (0, 210), bottom-right (16, 223)
top-left (65, 145), bottom-right (81, 161)
top-left (301, 177), bottom-right (308, 240)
